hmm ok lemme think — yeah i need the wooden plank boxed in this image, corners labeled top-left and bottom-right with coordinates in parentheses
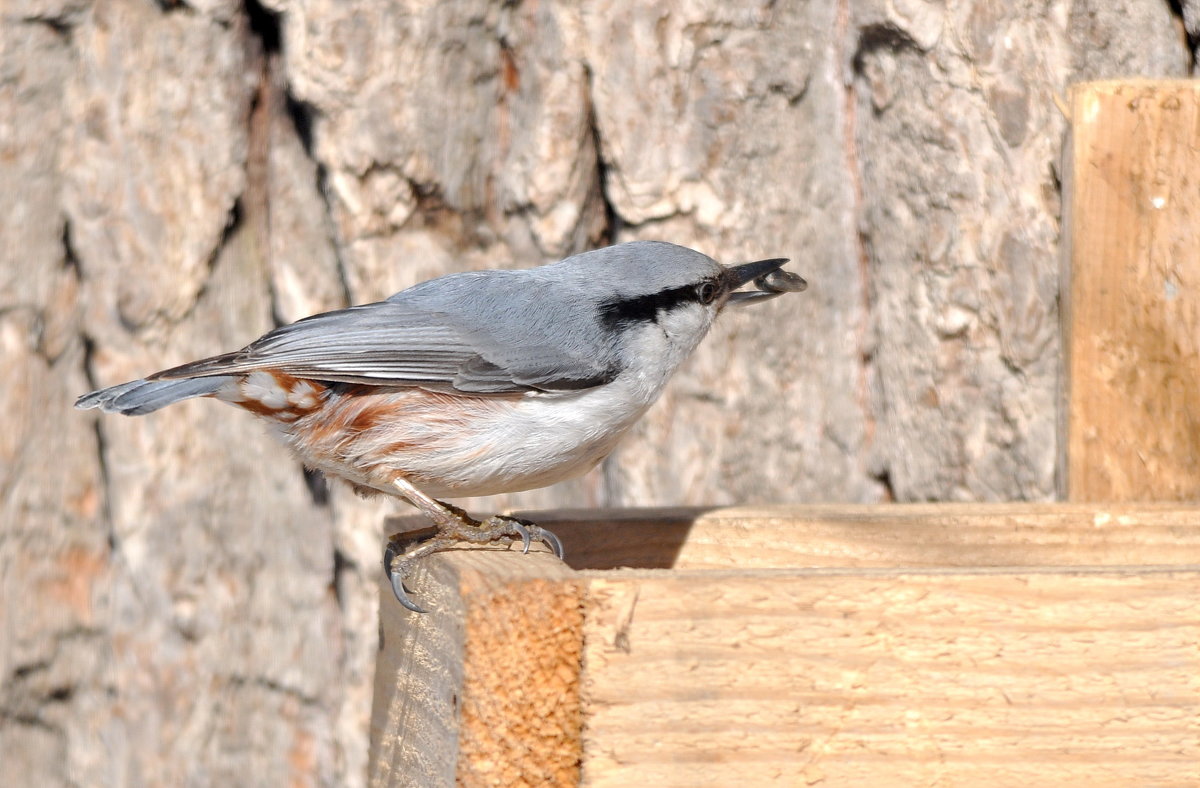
top-left (1063, 80), bottom-right (1200, 501)
top-left (368, 548), bottom-right (583, 788)
top-left (478, 502), bottom-right (1200, 570)
top-left (373, 505), bottom-right (1200, 784)
top-left (580, 567), bottom-right (1200, 787)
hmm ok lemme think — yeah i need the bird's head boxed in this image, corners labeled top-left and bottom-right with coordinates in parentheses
top-left (557, 241), bottom-right (803, 354)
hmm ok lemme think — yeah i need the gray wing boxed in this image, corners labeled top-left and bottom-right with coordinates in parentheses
top-left (150, 273), bottom-right (616, 394)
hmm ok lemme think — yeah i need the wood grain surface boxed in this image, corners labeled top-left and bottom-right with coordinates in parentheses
top-left (374, 505), bottom-right (1200, 787)
top-left (581, 567), bottom-right (1200, 787)
top-left (1063, 80), bottom-right (1200, 500)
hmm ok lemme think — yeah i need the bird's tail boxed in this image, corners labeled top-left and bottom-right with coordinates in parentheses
top-left (75, 376), bottom-right (234, 416)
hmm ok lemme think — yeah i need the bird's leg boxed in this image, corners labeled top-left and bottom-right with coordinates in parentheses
top-left (389, 477), bottom-right (565, 555)
top-left (384, 477), bottom-right (565, 612)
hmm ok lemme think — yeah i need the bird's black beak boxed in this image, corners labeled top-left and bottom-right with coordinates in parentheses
top-left (724, 258), bottom-right (805, 306)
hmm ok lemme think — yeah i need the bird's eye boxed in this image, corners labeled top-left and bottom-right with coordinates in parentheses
top-left (696, 281), bottom-right (719, 305)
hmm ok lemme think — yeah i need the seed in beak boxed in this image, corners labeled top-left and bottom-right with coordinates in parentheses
top-left (755, 269), bottom-right (807, 294)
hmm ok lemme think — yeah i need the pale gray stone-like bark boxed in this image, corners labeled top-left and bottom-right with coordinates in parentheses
top-left (852, 0), bottom-right (1069, 501)
top-left (0, 18), bottom-right (107, 785)
top-left (1, 0), bottom-right (1191, 784)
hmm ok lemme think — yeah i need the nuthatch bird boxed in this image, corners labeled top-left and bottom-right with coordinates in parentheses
top-left (77, 241), bottom-right (807, 611)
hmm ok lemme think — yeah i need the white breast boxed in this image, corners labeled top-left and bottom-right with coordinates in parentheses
top-left (404, 375), bottom-right (657, 497)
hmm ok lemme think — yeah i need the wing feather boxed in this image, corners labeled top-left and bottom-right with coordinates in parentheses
top-left (150, 275), bottom-right (617, 393)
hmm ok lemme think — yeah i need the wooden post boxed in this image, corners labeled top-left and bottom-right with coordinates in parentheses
top-left (1062, 80), bottom-right (1200, 501)
top-left (368, 549), bottom-right (584, 788)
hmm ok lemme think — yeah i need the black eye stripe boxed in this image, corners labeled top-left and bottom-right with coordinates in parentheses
top-left (599, 284), bottom-right (701, 327)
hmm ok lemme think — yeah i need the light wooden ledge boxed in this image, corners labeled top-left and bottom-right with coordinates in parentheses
top-left (368, 503), bottom-right (1200, 787)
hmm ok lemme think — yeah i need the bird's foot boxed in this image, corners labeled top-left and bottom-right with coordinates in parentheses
top-left (382, 514), bottom-right (565, 613)
top-left (476, 515), bottom-right (566, 559)
top-left (383, 535), bottom-right (455, 614)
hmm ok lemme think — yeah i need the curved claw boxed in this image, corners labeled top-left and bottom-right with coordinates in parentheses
top-left (389, 571), bottom-right (428, 614)
top-left (500, 518), bottom-right (564, 559)
top-left (508, 519), bottom-right (565, 559)
top-left (541, 527), bottom-right (565, 560)
top-left (509, 520), bottom-right (533, 554)
top-left (383, 542), bottom-right (398, 574)
top-left (383, 541), bottom-right (428, 614)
